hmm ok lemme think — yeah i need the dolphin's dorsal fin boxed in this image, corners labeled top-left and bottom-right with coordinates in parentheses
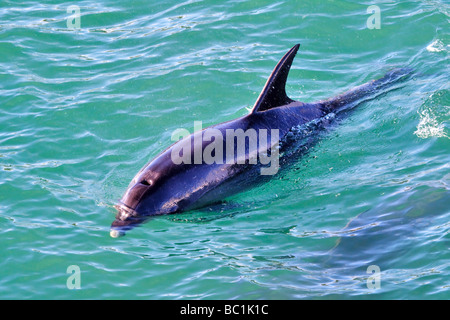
top-left (251, 44), bottom-right (300, 113)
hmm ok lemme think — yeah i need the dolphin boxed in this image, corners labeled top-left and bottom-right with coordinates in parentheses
top-left (110, 44), bottom-right (410, 237)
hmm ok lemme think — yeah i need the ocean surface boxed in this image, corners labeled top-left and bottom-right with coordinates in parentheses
top-left (0, 0), bottom-right (449, 299)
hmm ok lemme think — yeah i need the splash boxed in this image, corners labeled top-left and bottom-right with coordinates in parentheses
top-left (414, 108), bottom-right (448, 139)
top-left (426, 39), bottom-right (448, 53)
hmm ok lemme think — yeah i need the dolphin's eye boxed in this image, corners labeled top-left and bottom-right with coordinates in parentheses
top-left (140, 179), bottom-right (152, 186)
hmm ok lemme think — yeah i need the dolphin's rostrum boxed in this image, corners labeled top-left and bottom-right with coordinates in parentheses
top-left (110, 44), bottom-right (410, 237)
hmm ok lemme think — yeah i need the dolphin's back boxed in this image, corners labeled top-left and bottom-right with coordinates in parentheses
top-left (319, 68), bottom-right (412, 113)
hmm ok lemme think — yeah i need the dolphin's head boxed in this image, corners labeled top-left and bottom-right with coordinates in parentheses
top-left (110, 153), bottom-right (184, 237)
top-left (110, 177), bottom-right (178, 238)
top-left (109, 146), bottom-right (201, 238)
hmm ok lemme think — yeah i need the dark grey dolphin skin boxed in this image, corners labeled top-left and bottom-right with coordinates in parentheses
top-left (110, 44), bottom-right (410, 237)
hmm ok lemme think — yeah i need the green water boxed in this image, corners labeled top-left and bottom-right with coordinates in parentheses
top-left (1, 0), bottom-right (449, 299)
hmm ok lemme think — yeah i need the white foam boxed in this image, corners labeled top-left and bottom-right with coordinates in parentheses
top-left (414, 108), bottom-right (448, 139)
top-left (426, 39), bottom-right (448, 53)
